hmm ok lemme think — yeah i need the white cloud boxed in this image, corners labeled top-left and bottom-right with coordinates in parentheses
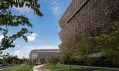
top-left (51, 2), bottom-right (62, 17)
top-left (13, 6), bottom-right (33, 15)
top-left (52, 1), bottom-right (57, 5)
top-left (39, 0), bottom-right (62, 17)
top-left (14, 51), bottom-right (23, 59)
top-left (27, 33), bottom-right (37, 41)
top-left (0, 35), bottom-right (4, 42)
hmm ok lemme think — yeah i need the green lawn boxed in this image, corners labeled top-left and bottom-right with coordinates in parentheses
top-left (44, 64), bottom-right (119, 71)
top-left (2, 65), bottom-right (34, 71)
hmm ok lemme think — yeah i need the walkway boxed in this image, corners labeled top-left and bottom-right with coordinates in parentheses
top-left (33, 65), bottom-right (50, 71)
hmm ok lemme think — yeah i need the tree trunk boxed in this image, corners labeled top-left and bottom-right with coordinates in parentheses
top-left (81, 62), bottom-right (83, 71)
top-left (70, 65), bottom-right (72, 71)
top-left (91, 64), bottom-right (92, 69)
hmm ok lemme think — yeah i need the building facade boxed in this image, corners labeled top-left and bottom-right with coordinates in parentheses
top-left (29, 49), bottom-right (61, 60)
top-left (59, 0), bottom-right (119, 50)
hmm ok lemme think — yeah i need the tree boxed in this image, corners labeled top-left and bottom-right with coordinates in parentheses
top-left (40, 58), bottom-right (46, 64)
top-left (12, 59), bottom-right (17, 64)
top-left (6, 55), bottom-right (13, 64)
top-left (32, 58), bottom-right (37, 65)
top-left (74, 42), bottom-right (92, 70)
top-left (48, 56), bottom-right (59, 67)
top-left (61, 44), bottom-right (76, 71)
top-left (17, 60), bottom-right (21, 64)
top-left (86, 57), bottom-right (97, 68)
top-left (0, 0), bottom-right (43, 54)
top-left (59, 56), bottom-right (65, 64)
top-left (0, 58), bottom-right (2, 64)
top-left (94, 22), bottom-right (119, 65)
top-left (2, 57), bottom-right (7, 64)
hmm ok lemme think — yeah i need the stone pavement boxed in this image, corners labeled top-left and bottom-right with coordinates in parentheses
top-left (33, 65), bottom-right (50, 71)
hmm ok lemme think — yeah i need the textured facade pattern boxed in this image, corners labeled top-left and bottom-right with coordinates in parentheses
top-left (59, 0), bottom-right (119, 50)
top-left (29, 49), bottom-right (61, 60)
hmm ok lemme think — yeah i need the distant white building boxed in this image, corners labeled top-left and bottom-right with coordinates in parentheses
top-left (29, 49), bottom-right (61, 60)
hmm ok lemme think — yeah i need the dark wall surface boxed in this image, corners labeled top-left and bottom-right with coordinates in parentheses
top-left (59, 0), bottom-right (119, 49)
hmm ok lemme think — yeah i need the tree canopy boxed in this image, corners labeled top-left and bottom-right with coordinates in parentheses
top-left (95, 22), bottom-right (119, 65)
top-left (48, 56), bottom-right (59, 67)
top-left (0, 0), bottom-right (43, 54)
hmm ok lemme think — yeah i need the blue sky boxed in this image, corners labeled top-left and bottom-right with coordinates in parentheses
top-left (1, 0), bottom-right (71, 58)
